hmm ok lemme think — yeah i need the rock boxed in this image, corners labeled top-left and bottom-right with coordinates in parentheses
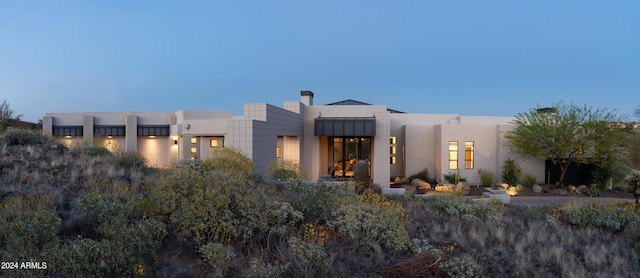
top-left (456, 182), bottom-right (470, 193)
top-left (532, 184), bottom-right (542, 193)
top-left (412, 178), bottom-right (431, 191)
top-left (568, 185), bottom-right (577, 192)
top-left (552, 188), bottom-right (568, 196)
top-left (371, 183), bottom-right (382, 194)
top-left (576, 185), bottom-right (588, 194)
top-left (499, 183), bottom-right (509, 189)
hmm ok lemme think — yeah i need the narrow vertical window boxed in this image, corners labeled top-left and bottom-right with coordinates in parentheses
top-left (465, 141), bottom-right (474, 169)
top-left (276, 146), bottom-right (282, 158)
top-left (389, 136), bottom-right (397, 164)
top-left (449, 141), bottom-right (458, 170)
top-left (210, 139), bottom-right (218, 147)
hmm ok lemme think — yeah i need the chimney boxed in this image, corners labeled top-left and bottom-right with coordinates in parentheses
top-left (300, 90), bottom-right (314, 106)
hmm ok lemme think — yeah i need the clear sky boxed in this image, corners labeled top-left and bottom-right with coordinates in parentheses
top-left (2, 1), bottom-right (639, 122)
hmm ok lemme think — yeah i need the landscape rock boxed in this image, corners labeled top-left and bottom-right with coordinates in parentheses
top-left (499, 183), bottom-right (509, 189)
top-left (576, 185), bottom-right (588, 194)
top-left (371, 183), bottom-right (382, 194)
top-left (552, 188), bottom-right (568, 196)
top-left (456, 182), bottom-right (470, 193)
top-left (532, 184), bottom-right (542, 193)
top-left (411, 178), bottom-right (431, 190)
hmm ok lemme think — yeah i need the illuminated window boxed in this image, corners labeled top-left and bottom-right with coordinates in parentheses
top-left (449, 141), bottom-right (458, 169)
top-left (465, 141), bottom-right (474, 169)
top-left (190, 137), bottom-right (197, 144)
top-left (210, 139), bottom-right (218, 147)
top-left (190, 147), bottom-right (197, 153)
top-left (390, 136), bottom-right (397, 165)
top-left (276, 146), bottom-right (282, 158)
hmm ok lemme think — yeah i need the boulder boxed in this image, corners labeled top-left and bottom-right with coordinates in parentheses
top-left (369, 183), bottom-right (382, 194)
top-left (412, 178), bottom-right (431, 191)
top-left (552, 188), bottom-right (568, 196)
top-left (532, 184), bottom-right (543, 193)
top-left (576, 185), bottom-right (588, 194)
top-left (499, 183), bottom-right (509, 189)
top-left (456, 182), bottom-right (470, 193)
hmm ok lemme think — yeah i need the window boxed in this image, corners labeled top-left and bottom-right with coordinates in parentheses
top-left (190, 147), bottom-right (197, 153)
top-left (389, 136), bottom-right (397, 164)
top-left (465, 141), bottom-right (474, 169)
top-left (190, 137), bottom-right (197, 144)
top-left (210, 139), bottom-right (218, 147)
top-left (449, 141), bottom-right (458, 169)
top-left (276, 146), bottom-right (282, 158)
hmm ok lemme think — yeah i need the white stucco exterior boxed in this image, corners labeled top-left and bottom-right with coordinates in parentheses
top-left (42, 91), bottom-right (545, 187)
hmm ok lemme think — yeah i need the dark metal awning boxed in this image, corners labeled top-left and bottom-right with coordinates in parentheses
top-left (314, 117), bottom-right (376, 136)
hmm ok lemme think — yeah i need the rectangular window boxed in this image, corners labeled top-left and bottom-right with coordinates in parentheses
top-left (390, 136), bottom-right (397, 165)
top-left (276, 146), bottom-right (282, 158)
top-left (465, 141), bottom-right (474, 169)
top-left (190, 137), bottom-right (197, 144)
top-left (449, 141), bottom-right (458, 170)
top-left (210, 139), bottom-right (218, 147)
top-left (190, 147), bottom-right (197, 153)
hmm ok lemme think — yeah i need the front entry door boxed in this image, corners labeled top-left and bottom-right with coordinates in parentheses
top-left (331, 137), bottom-right (371, 178)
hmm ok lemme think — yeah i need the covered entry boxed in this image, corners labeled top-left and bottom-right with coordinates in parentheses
top-left (314, 117), bottom-right (376, 178)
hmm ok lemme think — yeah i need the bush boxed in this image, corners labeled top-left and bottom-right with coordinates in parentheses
top-left (201, 147), bottom-right (254, 182)
top-left (478, 169), bottom-right (494, 186)
top-left (200, 242), bottom-right (236, 277)
top-left (430, 194), bottom-right (504, 223)
top-left (270, 159), bottom-right (305, 180)
top-left (501, 158), bottom-right (521, 186)
top-left (282, 237), bottom-right (332, 277)
top-left (626, 170), bottom-right (640, 203)
top-left (443, 171), bottom-right (466, 184)
top-left (327, 193), bottom-right (411, 258)
top-left (282, 179), bottom-right (353, 222)
top-left (111, 149), bottom-right (148, 170)
top-left (1, 128), bottom-right (51, 146)
top-left (521, 172), bottom-right (537, 187)
top-left (409, 168), bottom-right (432, 183)
top-left (69, 145), bottom-right (112, 157)
top-left (438, 256), bottom-right (483, 278)
top-left (582, 186), bottom-right (601, 197)
top-left (562, 202), bottom-right (639, 231)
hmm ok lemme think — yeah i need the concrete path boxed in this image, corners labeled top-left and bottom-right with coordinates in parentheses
top-left (509, 196), bottom-right (636, 206)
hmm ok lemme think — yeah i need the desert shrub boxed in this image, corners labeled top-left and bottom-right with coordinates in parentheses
top-left (201, 147), bottom-right (254, 182)
top-left (429, 194), bottom-right (504, 223)
top-left (69, 145), bottom-right (112, 157)
top-left (270, 159), bottom-right (305, 180)
top-left (626, 170), bottom-right (640, 203)
top-left (327, 193), bottom-right (411, 258)
top-left (281, 237), bottom-right (332, 277)
top-left (478, 168), bottom-right (494, 186)
top-left (79, 193), bottom-right (122, 223)
top-left (438, 256), bottom-right (483, 278)
top-left (200, 242), bottom-right (236, 277)
top-left (521, 172), bottom-right (537, 187)
top-left (562, 202), bottom-right (639, 231)
top-left (409, 168), bottom-right (432, 183)
top-left (501, 158), bottom-right (521, 186)
top-left (624, 220), bottom-right (640, 251)
top-left (1, 128), bottom-right (51, 146)
top-left (111, 149), bottom-right (148, 170)
top-left (583, 186), bottom-right (601, 197)
top-left (3, 211), bottom-right (61, 250)
top-left (443, 171), bottom-right (466, 184)
top-left (282, 179), bottom-right (353, 222)
top-left (246, 257), bottom-right (286, 278)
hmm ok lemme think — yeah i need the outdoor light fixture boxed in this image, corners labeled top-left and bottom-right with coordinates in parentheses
top-left (174, 140), bottom-right (178, 145)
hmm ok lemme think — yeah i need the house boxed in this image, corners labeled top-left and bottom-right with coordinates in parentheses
top-left (42, 91), bottom-right (545, 188)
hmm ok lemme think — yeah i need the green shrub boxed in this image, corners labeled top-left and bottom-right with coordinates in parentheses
top-left (624, 220), bottom-right (640, 251)
top-left (111, 149), bottom-right (148, 170)
top-left (283, 179), bottom-right (353, 222)
top-left (479, 169), bottom-right (494, 186)
top-left (430, 194), bottom-right (504, 223)
top-left (69, 145), bottom-right (112, 157)
top-left (327, 193), bottom-right (411, 257)
top-left (501, 158), bottom-right (521, 186)
top-left (443, 171), bottom-right (466, 184)
top-left (1, 128), bottom-right (51, 146)
top-left (270, 159), bottom-right (305, 180)
top-left (438, 256), bottom-right (483, 278)
top-left (583, 186), bottom-right (601, 197)
top-left (409, 168), bottom-right (432, 183)
top-left (521, 172), bottom-right (537, 187)
top-left (201, 147), bottom-right (254, 182)
top-left (246, 257), bottom-right (286, 278)
top-left (626, 170), bottom-right (640, 202)
top-left (283, 237), bottom-right (332, 277)
top-left (200, 242), bottom-right (236, 277)
top-left (562, 202), bottom-right (639, 231)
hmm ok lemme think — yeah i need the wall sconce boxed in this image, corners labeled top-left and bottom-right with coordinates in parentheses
top-left (174, 140), bottom-right (178, 145)
top-left (185, 124), bottom-right (191, 130)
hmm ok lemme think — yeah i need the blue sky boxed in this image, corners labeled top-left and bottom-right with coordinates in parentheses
top-left (1, 1), bottom-right (639, 122)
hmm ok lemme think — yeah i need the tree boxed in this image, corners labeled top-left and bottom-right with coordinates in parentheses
top-left (0, 99), bottom-right (23, 132)
top-left (504, 101), bottom-right (627, 185)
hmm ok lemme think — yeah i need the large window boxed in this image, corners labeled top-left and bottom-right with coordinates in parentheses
top-left (465, 141), bottom-right (474, 169)
top-left (449, 141), bottom-right (458, 170)
top-left (332, 137), bottom-right (371, 178)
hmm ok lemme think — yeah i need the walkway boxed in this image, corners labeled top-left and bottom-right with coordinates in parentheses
top-left (509, 196), bottom-right (636, 206)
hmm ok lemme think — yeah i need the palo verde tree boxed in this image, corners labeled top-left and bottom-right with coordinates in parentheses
top-left (504, 101), bottom-right (627, 185)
